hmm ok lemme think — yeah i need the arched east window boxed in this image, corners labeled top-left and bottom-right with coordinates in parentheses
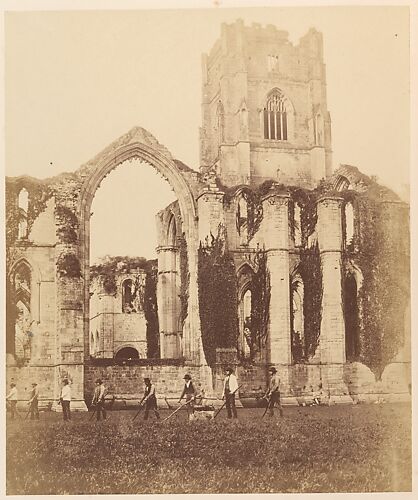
top-left (263, 90), bottom-right (288, 140)
top-left (122, 279), bottom-right (134, 313)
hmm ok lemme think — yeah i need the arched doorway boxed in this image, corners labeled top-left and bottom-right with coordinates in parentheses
top-left (76, 128), bottom-right (200, 364)
top-left (115, 347), bottom-right (140, 360)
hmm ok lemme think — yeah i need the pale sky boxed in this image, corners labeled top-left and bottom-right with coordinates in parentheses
top-left (5, 6), bottom-right (410, 260)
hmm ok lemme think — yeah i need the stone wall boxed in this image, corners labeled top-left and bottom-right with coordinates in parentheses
top-left (84, 362), bottom-right (202, 403)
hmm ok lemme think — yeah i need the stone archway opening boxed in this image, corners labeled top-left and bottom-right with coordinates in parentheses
top-left (88, 159), bottom-right (177, 360)
top-left (77, 129), bottom-right (200, 366)
top-left (115, 347), bottom-right (140, 360)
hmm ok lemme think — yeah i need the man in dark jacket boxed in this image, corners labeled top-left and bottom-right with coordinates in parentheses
top-left (265, 367), bottom-right (283, 417)
top-left (141, 378), bottom-right (160, 420)
top-left (91, 379), bottom-right (107, 421)
top-left (28, 382), bottom-right (39, 420)
top-left (178, 374), bottom-right (197, 415)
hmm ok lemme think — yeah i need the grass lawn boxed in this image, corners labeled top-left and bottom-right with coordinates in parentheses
top-left (6, 402), bottom-right (411, 494)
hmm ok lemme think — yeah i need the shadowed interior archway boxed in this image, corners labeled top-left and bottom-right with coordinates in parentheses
top-left (76, 127), bottom-right (200, 363)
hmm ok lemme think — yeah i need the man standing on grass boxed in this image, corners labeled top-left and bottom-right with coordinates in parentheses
top-left (265, 367), bottom-right (283, 417)
top-left (60, 379), bottom-right (71, 421)
top-left (91, 379), bottom-right (107, 421)
top-left (6, 383), bottom-right (18, 420)
top-left (222, 367), bottom-right (238, 419)
top-left (178, 374), bottom-right (197, 416)
top-left (141, 377), bottom-right (160, 420)
top-left (28, 382), bottom-right (39, 420)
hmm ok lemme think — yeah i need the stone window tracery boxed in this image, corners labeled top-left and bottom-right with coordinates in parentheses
top-left (11, 261), bottom-right (34, 360)
top-left (263, 90), bottom-right (288, 140)
top-left (122, 279), bottom-right (134, 313)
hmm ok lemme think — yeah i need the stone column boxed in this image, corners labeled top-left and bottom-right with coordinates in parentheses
top-left (196, 187), bottom-right (225, 393)
top-left (99, 291), bottom-right (115, 359)
top-left (157, 245), bottom-right (180, 358)
top-left (55, 277), bottom-right (87, 411)
top-left (197, 188), bottom-right (225, 243)
top-left (262, 193), bottom-right (292, 368)
top-left (316, 196), bottom-right (351, 402)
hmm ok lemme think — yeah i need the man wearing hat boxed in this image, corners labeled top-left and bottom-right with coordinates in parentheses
top-left (28, 382), bottom-right (39, 420)
top-left (265, 367), bottom-right (283, 417)
top-left (141, 377), bottom-right (160, 420)
top-left (222, 367), bottom-right (239, 419)
top-left (60, 378), bottom-right (72, 421)
top-left (91, 379), bottom-right (107, 421)
top-left (178, 374), bottom-right (197, 415)
top-left (6, 383), bottom-right (18, 420)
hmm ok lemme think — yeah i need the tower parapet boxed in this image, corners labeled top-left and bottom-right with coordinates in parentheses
top-left (200, 20), bottom-right (332, 188)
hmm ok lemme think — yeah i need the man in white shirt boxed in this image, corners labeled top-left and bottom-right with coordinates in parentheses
top-left (6, 383), bottom-right (18, 420)
top-left (222, 367), bottom-right (239, 419)
top-left (60, 379), bottom-right (71, 421)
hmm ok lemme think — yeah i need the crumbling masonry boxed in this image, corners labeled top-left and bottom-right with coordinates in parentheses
top-left (6, 20), bottom-right (410, 409)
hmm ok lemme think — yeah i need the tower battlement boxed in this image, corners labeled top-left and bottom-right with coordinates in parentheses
top-left (200, 19), bottom-right (332, 188)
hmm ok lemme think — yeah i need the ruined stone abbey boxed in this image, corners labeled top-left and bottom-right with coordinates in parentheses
top-left (6, 20), bottom-right (410, 409)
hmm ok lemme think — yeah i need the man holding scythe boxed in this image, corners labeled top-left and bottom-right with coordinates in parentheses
top-left (222, 367), bottom-right (239, 419)
top-left (264, 367), bottom-right (283, 417)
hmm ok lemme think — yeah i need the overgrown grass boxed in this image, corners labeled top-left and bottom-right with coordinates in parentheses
top-left (6, 403), bottom-right (411, 494)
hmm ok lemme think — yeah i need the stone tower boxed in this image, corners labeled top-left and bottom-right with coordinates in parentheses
top-left (200, 20), bottom-right (332, 187)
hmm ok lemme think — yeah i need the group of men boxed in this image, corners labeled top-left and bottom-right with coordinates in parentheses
top-left (6, 381), bottom-right (40, 420)
top-left (6, 366), bottom-right (283, 421)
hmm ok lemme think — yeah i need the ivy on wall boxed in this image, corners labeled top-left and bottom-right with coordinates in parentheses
top-left (249, 248), bottom-right (270, 359)
top-left (55, 205), bottom-right (79, 244)
top-left (343, 195), bottom-right (410, 379)
top-left (144, 260), bottom-right (160, 358)
top-left (198, 228), bottom-right (239, 366)
top-left (179, 233), bottom-right (190, 328)
top-left (57, 253), bottom-right (82, 278)
top-left (5, 179), bottom-right (52, 257)
top-left (222, 180), bottom-right (275, 241)
top-left (90, 256), bottom-right (160, 356)
top-left (297, 242), bottom-right (323, 360)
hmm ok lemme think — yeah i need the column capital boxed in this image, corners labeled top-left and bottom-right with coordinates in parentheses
top-left (261, 192), bottom-right (290, 207)
top-left (156, 245), bottom-right (179, 253)
top-left (317, 195), bottom-right (344, 207)
top-left (196, 189), bottom-right (225, 203)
